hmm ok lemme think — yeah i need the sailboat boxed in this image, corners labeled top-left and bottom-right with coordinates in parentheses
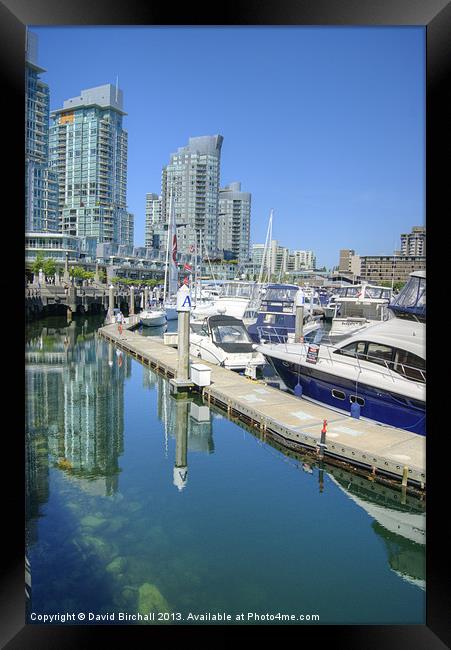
top-left (163, 192), bottom-right (179, 321)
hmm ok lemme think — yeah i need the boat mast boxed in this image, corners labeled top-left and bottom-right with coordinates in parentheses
top-left (193, 231), bottom-right (198, 303)
top-left (258, 208), bottom-right (273, 286)
top-left (163, 190), bottom-right (172, 303)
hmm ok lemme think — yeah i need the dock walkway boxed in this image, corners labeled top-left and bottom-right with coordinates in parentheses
top-left (98, 321), bottom-right (425, 491)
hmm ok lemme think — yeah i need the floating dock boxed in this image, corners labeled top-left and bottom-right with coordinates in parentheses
top-left (98, 320), bottom-right (425, 495)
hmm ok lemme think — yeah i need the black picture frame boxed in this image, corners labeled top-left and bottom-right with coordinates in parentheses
top-left (1, 0), bottom-right (449, 646)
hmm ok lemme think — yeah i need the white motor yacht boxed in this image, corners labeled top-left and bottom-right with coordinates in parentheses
top-left (256, 276), bottom-right (426, 436)
top-left (190, 314), bottom-right (265, 372)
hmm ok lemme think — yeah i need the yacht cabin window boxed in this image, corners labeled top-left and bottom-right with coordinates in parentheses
top-left (334, 341), bottom-right (425, 382)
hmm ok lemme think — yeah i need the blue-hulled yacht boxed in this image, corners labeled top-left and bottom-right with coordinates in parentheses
top-left (256, 271), bottom-right (426, 435)
top-left (247, 283), bottom-right (322, 344)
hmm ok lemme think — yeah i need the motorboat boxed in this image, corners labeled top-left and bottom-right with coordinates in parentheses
top-left (190, 314), bottom-right (266, 372)
top-left (247, 283), bottom-right (323, 344)
top-left (327, 283), bottom-right (393, 337)
top-left (256, 271), bottom-right (426, 435)
top-left (302, 287), bottom-right (326, 317)
top-left (164, 301), bottom-right (178, 321)
top-left (191, 281), bottom-right (261, 321)
top-left (140, 307), bottom-right (167, 327)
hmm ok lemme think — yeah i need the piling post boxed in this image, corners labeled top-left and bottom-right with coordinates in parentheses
top-left (176, 284), bottom-right (191, 382)
top-left (63, 252), bottom-right (70, 283)
top-left (107, 284), bottom-right (115, 323)
top-left (144, 286), bottom-right (149, 310)
top-left (173, 397), bottom-right (189, 491)
top-left (129, 285), bottom-right (135, 316)
top-left (294, 288), bottom-right (305, 343)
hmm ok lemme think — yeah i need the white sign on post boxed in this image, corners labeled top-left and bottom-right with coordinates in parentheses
top-left (296, 289), bottom-right (305, 306)
top-left (176, 285), bottom-right (192, 312)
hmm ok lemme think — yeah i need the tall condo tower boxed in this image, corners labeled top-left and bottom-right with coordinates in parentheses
top-left (161, 135), bottom-right (223, 256)
top-left (145, 193), bottom-right (162, 249)
top-left (218, 182), bottom-right (251, 263)
top-left (25, 31), bottom-right (59, 232)
top-left (49, 83), bottom-right (133, 245)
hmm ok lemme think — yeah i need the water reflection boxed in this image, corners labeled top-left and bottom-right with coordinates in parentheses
top-left (25, 316), bottom-right (424, 623)
top-left (241, 427), bottom-right (425, 592)
top-left (26, 317), bottom-right (129, 513)
top-left (328, 471), bottom-right (425, 590)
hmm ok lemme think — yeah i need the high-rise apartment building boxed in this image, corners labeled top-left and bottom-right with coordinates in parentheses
top-left (144, 193), bottom-right (162, 249)
top-left (291, 250), bottom-right (316, 271)
top-left (218, 182), bottom-right (251, 263)
top-left (161, 135), bottom-right (223, 256)
top-left (49, 84), bottom-right (133, 246)
top-left (400, 226), bottom-right (426, 256)
top-left (25, 31), bottom-right (59, 232)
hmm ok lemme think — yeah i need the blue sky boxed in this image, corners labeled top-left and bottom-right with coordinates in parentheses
top-left (32, 26), bottom-right (425, 269)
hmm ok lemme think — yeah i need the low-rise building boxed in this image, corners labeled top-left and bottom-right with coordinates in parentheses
top-left (359, 255), bottom-right (426, 283)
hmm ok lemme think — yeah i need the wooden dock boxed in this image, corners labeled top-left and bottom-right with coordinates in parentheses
top-left (98, 320), bottom-right (426, 494)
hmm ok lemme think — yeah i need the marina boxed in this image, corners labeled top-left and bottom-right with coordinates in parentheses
top-left (98, 304), bottom-right (425, 492)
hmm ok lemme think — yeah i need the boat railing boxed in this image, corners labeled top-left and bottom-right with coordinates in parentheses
top-left (284, 340), bottom-right (426, 385)
top-left (257, 326), bottom-right (290, 343)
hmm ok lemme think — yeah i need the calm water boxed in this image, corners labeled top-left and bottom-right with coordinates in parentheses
top-left (26, 315), bottom-right (425, 625)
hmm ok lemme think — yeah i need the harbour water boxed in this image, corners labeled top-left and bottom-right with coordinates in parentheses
top-left (26, 315), bottom-right (425, 625)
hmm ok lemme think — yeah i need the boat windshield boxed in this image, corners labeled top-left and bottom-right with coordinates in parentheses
top-left (221, 283), bottom-right (256, 299)
top-left (211, 324), bottom-right (252, 345)
top-left (264, 287), bottom-right (298, 302)
top-left (364, 287), bottom-right (392, 300)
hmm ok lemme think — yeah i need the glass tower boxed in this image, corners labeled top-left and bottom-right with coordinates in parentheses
top-left (25, 31), bottom-right (59, 232)
top-left (161, 135), bottom-right (223, 257)
top-left (49, 84), bottom-right (133, 246)
top-left (218, 182), bottom-right (251, 263)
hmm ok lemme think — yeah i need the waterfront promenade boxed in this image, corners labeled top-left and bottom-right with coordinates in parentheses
top-left (98, 319), bottom-right (426, 493)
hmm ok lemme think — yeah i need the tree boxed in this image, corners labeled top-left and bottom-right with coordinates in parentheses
top-left (31, 253), bottom-right (45, 275)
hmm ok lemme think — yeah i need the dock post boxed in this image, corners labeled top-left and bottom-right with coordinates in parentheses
top-left (401, 465), bottom-right (409, 487)
top-left (144, 286), bottom-right (149, 310)
top-left (176, 285), bottom-right (191, 382)
top-left (317, 419), bottom-right (327, 459)
top-left (294, 288), bottom-right (305, 343)
top-left (63, 252), bottom-right (70, 283)
top-left (129, 285), bottom-right (135, 315)
top-left (173, 397), bottom-right (189, 491)
top-left (107, 284), bottom-right (115, 323)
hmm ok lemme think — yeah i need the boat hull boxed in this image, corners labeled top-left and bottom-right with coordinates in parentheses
top-left (140, 313), bottom-right (167, 327)
top-left (165, 306), bottom-right (178, 321)
top-left (266, 355), bottom-right (426, 436)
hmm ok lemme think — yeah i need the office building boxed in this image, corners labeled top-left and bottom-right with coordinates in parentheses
top-left (49, 83), bottom-right (133, 246)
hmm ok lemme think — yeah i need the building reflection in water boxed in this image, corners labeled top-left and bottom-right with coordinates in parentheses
top-left (26, 317), bottom-right (128, 549)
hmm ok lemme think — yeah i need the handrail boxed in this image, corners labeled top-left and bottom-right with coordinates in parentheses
top-left (286, 340), bottom-right (426, 385)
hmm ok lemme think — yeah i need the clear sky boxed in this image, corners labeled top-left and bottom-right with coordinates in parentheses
top-left (31, 26), bottom-right (425, 269)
